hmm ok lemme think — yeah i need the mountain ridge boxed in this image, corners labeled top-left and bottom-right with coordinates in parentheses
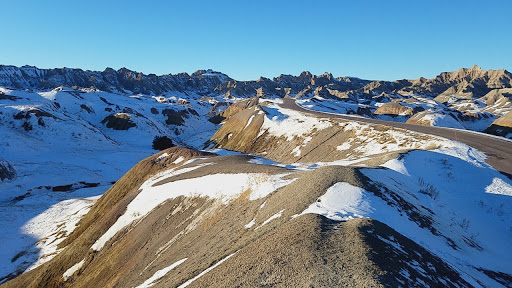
top-left (2, 64), bottom-right (510, 100)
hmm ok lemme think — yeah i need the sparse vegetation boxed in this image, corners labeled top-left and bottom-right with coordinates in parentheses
top-left (418, 177), bottom-right (439, 200)
top-left (459, 218), bottom-right (470, 231)
top-left (235, 188), bottom-right (252, 205)
top-left (424, 142), bottom-right (440, 150)
top-left (152, 135), bottom-right (174, 151)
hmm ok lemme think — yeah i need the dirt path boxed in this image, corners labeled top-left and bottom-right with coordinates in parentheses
top-left (281, 97), bottom-right (512, 178)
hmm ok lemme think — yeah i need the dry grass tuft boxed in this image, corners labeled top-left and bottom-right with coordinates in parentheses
top-left (235, 188), bottom-right (252, 205)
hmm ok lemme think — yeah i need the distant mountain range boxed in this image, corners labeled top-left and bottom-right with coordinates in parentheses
top-left (1, 64), bottom-right (510, 99)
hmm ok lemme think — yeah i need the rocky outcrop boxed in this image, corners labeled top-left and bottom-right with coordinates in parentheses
top-left (13, 108), bottom-right (56, 120)
top-left (374, 102), bottom-right (413, 116)
top-left (0, 159), bottom-right (15, 181)
top-left (403, 65), bottom-right (512, 99)
top-left (334, 65), bottom-right (512, 101)
top-left (209, 101), bottom-right (444, 164)
top-left (480, 88), bottom-right (512, 106)
top-left (218, 97), bottom-right (259, 120)
top-left (485, 111), bottom-right (512, 138)
top-left (479, 88), bottom-right (512, 114)
top-left (101, 113), bottom-right (136, 130)
top-left (210, 105), bottom-right (267, 151)
top-left (405, 111), bottom-right (462, 128)
top-left (207, 102), bottom-right (228, 116)
top-left (161, 108), bottom-right (198, 126)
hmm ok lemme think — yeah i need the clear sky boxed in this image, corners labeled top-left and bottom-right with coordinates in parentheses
top-left (1, 0), bottom-right (511, 81)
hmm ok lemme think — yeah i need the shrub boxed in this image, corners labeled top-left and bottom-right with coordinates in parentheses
top-left (418, 177), bottom-right (439, 200)
top-left (152, 135), bottom-right (174, 150)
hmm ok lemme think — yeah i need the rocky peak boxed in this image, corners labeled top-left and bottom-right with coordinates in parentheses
top-left (299, 71), bottom-right (313, 79)
top-left (318, 72), bottom-right (334, 80)
top-left (470, 64), bottom-right (483, 70)
top-left (311, 72), bottom-right (334, 86)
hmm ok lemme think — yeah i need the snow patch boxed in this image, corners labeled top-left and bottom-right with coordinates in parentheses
top-left (136, 258), bottom-right (187, 288)
top-left (291, 146), bottom-right (302, 157)
top-left (380, 158), bottom-right (410, 176)
top-left (255, 209), bottom-right (284, 230)
top-left (244, 219), bottom-right (256, 229)
top-left (173, 156), bottom-right (185, 164)
top-left (361, 148), bottom-right (512, 286)
top-left (178, 253), bottom-right (236, 288)
top-left (336, 142), bottom-right (351, 151)
top-left (63, 259), bottom-right (85, 281)
top-left (244, 115), bottom-right (255, 129)
top-left (157, 153), bottom-right (169, 161)
top-left (434, 142), bottom-right (487, 167)
top-left (260, 104), bottom-right (332, 141)
top-left (22, 196), bottom-right (99, 272)
top-left (485, 178), bottom-right (512, 196)
top-left (422, 113), bottom-right (464, 129)
top-left (298, 183), bottom-right (372, 221)
top-left (247, 174), bottom-right (296, 200)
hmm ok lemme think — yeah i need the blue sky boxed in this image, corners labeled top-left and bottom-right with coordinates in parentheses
top-left (1, 0), bottom-right (511, 81)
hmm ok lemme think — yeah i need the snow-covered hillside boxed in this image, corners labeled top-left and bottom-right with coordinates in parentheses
top-left (297, 96), bottom-right (501, 132)
top-left (0, 86), bottom-right (223, 281)
top-left (8, 143), bottom-right (509, 287)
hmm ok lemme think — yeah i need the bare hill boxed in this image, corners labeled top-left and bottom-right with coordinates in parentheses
top-left (1, 148), bottom-right (474, 288)
top-left (485, 111), bottom-right (512, 138)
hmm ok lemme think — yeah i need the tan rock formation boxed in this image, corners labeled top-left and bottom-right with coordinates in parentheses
top-left (374, 102), bottom-right (413, 116)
